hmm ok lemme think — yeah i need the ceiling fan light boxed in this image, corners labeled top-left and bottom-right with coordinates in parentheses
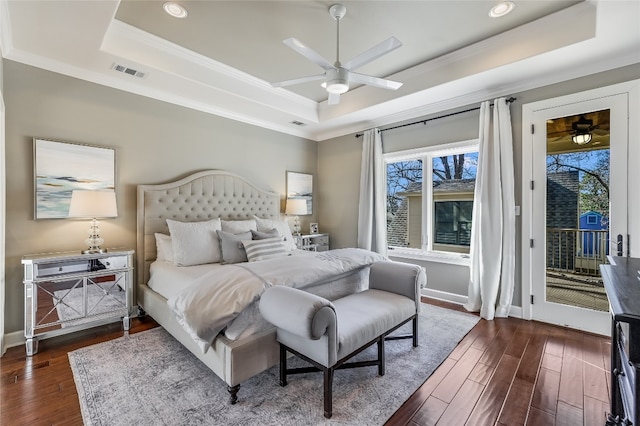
top-left (489, 1), bottom-right (515, 18)
top-left (571, 114), bottom-right (594, 145)
top-left (326, 82), bottom-right (349, 94)
top-left (325, 67), bottom-right (350, 94)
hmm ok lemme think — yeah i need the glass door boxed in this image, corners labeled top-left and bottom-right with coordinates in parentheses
top-left (528, 93), bottom-right (628, 335)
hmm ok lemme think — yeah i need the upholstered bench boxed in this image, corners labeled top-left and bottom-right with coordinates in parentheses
top-left (259, 261), bottom-right (425, 418)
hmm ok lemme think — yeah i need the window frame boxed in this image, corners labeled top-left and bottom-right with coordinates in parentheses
top-left (384, 139), bottom-right (479, 265)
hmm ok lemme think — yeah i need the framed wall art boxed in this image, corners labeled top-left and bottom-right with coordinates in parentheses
top-left (286, 171), bottom-right (312, 214)
top-left (34, 138), bottom-right (116, 219)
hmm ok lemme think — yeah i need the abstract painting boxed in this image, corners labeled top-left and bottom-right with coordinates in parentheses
top-left (286, 171), bottom-right (312, 214)
top-left (34, 138), bottom-right (115, 219)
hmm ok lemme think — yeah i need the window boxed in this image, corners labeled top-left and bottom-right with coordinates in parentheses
top-left (385, 140), bottom-right (478, 259)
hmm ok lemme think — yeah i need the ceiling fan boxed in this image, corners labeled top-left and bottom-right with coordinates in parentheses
top-left (271, 3), bottom-right (403, 105)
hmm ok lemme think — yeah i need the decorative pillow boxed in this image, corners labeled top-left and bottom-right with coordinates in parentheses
top-left (216, 230), bottom-right (252, 264)
top-left (253, 216), bottom-right (297, 251)
top-left (221, 219), bottom-right (257, 234)
top-left (166, 218), bottom-right (222, 266)
top-left (251, 228), bottom-right (280, 240)
top-left (242, 237), bottom-right (289, 262)
top-left (154, 233), bottom-right (173, 263)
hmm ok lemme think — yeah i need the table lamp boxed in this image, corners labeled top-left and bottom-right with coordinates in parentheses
top-left (285, 198), bottom-right (308, 235)
top-left (68, 189), bottom-right (118, 254)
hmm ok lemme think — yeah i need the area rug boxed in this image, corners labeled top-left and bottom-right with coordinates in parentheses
top-left (69, 303), bottom-right (479, 426)
top-left (55, 282), bottom-right (126, 325)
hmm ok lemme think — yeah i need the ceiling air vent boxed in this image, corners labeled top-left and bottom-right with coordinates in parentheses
top-left (111, 63), bottom-right (146, 79)
top-left (290, 120), bottom-right (306, 126)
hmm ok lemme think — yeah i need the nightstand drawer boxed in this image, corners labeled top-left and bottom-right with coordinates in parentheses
top-left (36, 260), bottom-right (88, 277)
top-left (100, 256), bottom-right (129, 269)
top-left (314, 235), bottom-right (329, 246)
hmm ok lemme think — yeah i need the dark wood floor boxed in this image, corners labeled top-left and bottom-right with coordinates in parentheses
top-left (1, 299), bottom-right (611, 426)
top-left (387, 299), bottom-right (611, 426)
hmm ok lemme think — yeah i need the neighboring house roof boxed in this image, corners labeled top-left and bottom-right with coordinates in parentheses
top-left (580, 211), bottom-right (602, 218)
top-left (434, 178), bottom-right (476, 193)
top-left (397, 178), bottom-right (476, 196)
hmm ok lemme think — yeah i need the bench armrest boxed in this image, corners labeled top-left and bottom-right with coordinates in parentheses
top-left (369, 261), bottom-right (425, 311)
top-left (259, 286), bottom-right (337, 340)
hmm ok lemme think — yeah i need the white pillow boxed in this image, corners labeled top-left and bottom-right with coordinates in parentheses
top-left (242, 237), bottom-right (289, 262)
top-left (253, 215), bottom-right (297, 252)
top-left (154, 233), bottom-right (173, 263)
top-left (221, 219), bottom-right (257, 234)
top-left (166, 218), bottom-right (222, 266)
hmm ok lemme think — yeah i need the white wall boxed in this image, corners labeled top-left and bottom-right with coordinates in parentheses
top-left (0, 56), bottom-right (5, 353)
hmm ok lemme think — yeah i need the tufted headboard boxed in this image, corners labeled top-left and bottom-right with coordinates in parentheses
top-left (136, 170), bottom-right (281, 285)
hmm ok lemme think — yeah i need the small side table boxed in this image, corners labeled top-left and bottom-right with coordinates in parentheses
top-left (22, 248), bottom-right (134, 355)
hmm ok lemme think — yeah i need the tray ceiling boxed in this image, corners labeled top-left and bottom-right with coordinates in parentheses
top-left (1, 0), bottom-right (639, 141)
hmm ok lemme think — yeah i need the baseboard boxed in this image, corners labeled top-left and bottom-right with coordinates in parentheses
top-left (508, 305), bottom-right (523, 319)
top-left (421, 288), bottom-right (523, 319)
top-left (421, 288), bottom-right (468, 306)
top-left (2, 330), bottom-right (25, 352)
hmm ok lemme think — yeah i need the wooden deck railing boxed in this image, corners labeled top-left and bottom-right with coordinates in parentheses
top-left (546, 228), bottom-right (609, 276)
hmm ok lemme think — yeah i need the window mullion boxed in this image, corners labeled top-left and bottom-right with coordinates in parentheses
top-left (423, 154), bottom-right (433, 252)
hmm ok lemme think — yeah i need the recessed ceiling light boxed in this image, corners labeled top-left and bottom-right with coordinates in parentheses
top-left (163, 2), bottom-right (188, 18)
top-left (489, 1), bottom-right (515, 18)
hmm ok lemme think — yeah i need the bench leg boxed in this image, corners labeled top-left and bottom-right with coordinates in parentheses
top-left (227, 384), bottom-right (240, 404)
top-left (279, 344), bottom-right (288, 387)
top-left (413, 316), bottom-right (419, 347)
top-left (324, 367), bottom-right (334, 419)
top-left (378, 337), bottom-right (386, 376)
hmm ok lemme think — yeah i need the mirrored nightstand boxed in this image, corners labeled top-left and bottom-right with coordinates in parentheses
top-left (295, 234), bottom-right (329, 252)
top-left (22, 248), bottom-right (134, 355)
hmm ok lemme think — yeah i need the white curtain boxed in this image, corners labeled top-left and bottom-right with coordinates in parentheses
top-left (357, 128), bottom-right (387, 256)
top-left (464, 98), bottom-right (516, 320)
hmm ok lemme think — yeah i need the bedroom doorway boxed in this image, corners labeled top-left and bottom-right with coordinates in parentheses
top-left (522, 82), bottom-right (637, 336)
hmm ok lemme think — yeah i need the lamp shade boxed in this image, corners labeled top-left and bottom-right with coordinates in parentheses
top-left (285, 198), bottom-right (308, 215)
top-left (68, 190), bottom-right (118, 218)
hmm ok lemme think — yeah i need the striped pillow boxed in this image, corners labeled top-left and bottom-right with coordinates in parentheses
top-left (242, 237), bottom-right (289, 262)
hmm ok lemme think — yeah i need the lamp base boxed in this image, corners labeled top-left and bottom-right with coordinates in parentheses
top-left (82, 218), bottom-right (106, 255)
top-left (293, 215), bottom-right (301, 235)
top-left (81, 248), bottom-right (107, 255)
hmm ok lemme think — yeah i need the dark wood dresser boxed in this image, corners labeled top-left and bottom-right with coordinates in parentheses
top-left (601, 256), bottom-right (640, 425)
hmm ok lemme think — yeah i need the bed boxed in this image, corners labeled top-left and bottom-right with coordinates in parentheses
top-left (136, 170), bottom-right (384, 403)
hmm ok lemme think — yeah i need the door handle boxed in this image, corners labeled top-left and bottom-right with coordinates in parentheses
top-left (617, 234), bottom-right (623, 256)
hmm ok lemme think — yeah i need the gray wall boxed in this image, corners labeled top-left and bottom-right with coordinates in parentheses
top-left (318, 63), bottom-right (640, 307)
top-left (3, 60), bottom-right (318, 334)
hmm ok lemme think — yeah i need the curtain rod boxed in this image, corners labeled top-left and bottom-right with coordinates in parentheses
top-left (355, 96), bottom-right (516, 138)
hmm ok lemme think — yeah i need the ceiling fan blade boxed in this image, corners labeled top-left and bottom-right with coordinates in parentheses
top-left (283, 38), bottom-right (335, 71)
top-left (271, 74), bottom-right (325, 88)
top-left (350, 72), bottom-right (403, 90)
top-left (328, 92), bottom-right (341, 105)
top-left (343, 37), bottom-right (402, 71)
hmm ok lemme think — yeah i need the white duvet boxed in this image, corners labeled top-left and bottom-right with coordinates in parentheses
top-left (167, 248), bottom-right (387, 353)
